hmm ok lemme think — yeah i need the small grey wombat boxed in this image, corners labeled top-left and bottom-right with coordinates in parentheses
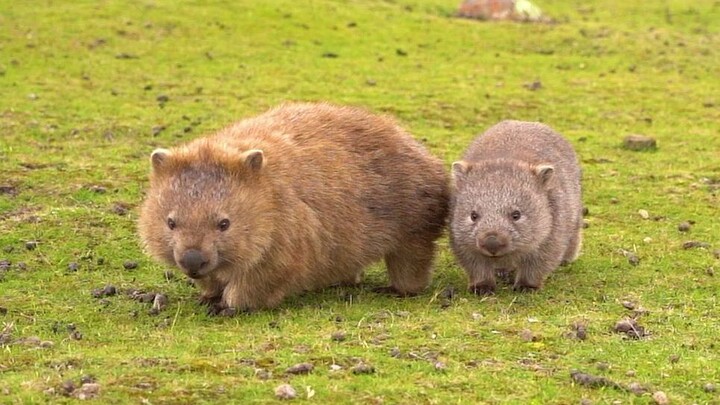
top-left (450, 120), bottom-right (582, 294)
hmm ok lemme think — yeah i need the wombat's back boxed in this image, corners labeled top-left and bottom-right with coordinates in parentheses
top-left (214, 103), bottom-right (449, 297)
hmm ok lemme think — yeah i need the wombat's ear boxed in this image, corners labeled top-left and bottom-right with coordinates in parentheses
top-left (534, 164), bottom-right (555, 185)
top-left (241, 149), bottom-right (265, 171)
top-left (150, 148), bottom-right (172, 171)
top-left (452, 161), bottom-right (470, 185)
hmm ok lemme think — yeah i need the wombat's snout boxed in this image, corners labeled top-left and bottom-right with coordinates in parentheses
top-left (478, 233), bottom-right (509, 257)
top-left (179, 249), bottom-right (209, 278)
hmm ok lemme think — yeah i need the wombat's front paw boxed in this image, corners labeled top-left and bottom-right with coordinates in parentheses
top-left (198, 294), bottom-right (222, 307)
top-left (469, 284), bottom-right (495, 295)
top-left (205, 302), bottom-right (238, 317)
top-left (513, 283), bottom-right (540, 293)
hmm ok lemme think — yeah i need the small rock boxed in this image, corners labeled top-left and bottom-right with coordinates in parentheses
top-left (677, 222), bottom-right (691, 232)
top-left (156, 94), bottom-right (169, 103)
top-left (123, 260), bottom-right (138, 270)
top-left (638, 209), bottom-right (650, 219)
top-left (580, 399), bottom-right (592, 405)
top-left (433, 361), bottom-right (446, 371)
top-left (519, 329), bottom-right (536, 342)
top-left (25, 241), bottom-right (38, 250)
top-left (274, 384), bottom-right (297, 400)
top-left (582, 206), bottom-right (589, 216)
top-left (683, 241), bottom-right (710, 249)
top-left (628, 382), bottom-right (647, 395)
top-left (40, 340), bottom-right (54, 348)
top-left (596, 362), bottom-right (609, 371)
top-left (351, 363), bottom-right (375, 375)
top-left (570, 370), bottom-right (623, 390)
top-left (610, 197), bottom-right (619, 204)
top-left (329, 364), bottom-right (342, 372)
top-left (70, 330), bottom-right (83, 340)
top-left (80, 375), bottom-right (96, 384)
top-left (668, 354), bottom-right (680, 363)
top-left (60, 380), bottom-right (76, 396)
top-left (574, 323), bottom-right (587, 340)
top-left (524, 80), bottom-right (542, 91)
top-left (623, 135), bottom-right (657, 151)
top-left (74, 383), bottom-right (100, 400)
top-left (151, 126), bottom-right (165, 136)
top-left (613, 318), bottom-right (647, 339)
top-left (713, 249), bottom-right (720, 259)
top-left (92, 285), bottom-right (117, 298)
top-left (703, 383), bottom-right (716, 393)
top-left (255, 368), bottom-right (271, 380)
top-left (651, 391), bottom-right (669, 405)
top-left (0, 260), bottom-right (10, 271)
top-left (0, 307), bottom-right (7, 315)
top-left (331, 331), bottom-right (346, 342)
top-left (389, 347), bottom-right (402, 358)
top-left (136, 292), bottom-right (156, 303)
top-left (150, 294), bottom-right (168, 314)
top-left (89, 185), bottom-right (107, 194)
top-left (285, 362), bottom-right (313, 375)
top-left (68, 262), bottom-right (79, 272)
top-left (626, 370), bottom-right (636, 377)
top-left (622, 301), bottom-right (636, 310)
top-left (627, 253), bottom-right (640, 266)
top-left (112, 203), bottom-right (130, 216)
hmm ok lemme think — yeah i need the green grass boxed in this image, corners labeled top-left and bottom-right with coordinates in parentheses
top-left (1, 0), bottom-right (719, 403)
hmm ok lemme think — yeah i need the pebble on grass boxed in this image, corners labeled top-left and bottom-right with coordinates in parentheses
top-left (331, 331), bottom-right (346, 342)
top-left (677, 222), bottom-right (691, 232)
top-left (74, 383), bottom-right (100, 400)
top-left (274, 384), bottom-right (297, 400)
top-left (703, 383), bottom-right (716, 393)
top-left (683, 241), bottom-right (710, 249)
top-left (25, 241), bottom-right (38, 250)
top-left (351, 363), bottom-right (375, 375)
top-left (150, 294), bottom-right (168, 315)
top-left (623, 135), bottom-right (657, 151)
top-left (613, 318), bottom-right (648, 339)
top-left (285, 363), bottom-right (313, 375)
top-left (652, 391), bottom-right (669, 405)
top-left (569, 370), bottom-right (623, 390)
top-left (123, 260), bottom-right (138, 270)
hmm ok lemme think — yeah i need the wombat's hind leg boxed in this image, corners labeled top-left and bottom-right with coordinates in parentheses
top-left (381, 241), bottom-right (434, 296)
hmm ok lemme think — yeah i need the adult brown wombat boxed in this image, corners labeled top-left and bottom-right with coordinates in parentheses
top-left (138, 102), bottom-right (449, 312)
top-left (450, 120), bottom-right (582, 294)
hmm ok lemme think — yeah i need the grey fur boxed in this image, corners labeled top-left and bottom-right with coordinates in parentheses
top-left (450, 120), bottom-right (582, 293)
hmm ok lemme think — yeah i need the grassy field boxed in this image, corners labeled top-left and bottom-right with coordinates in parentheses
top-left (1, 0), bottom-right (719, 403)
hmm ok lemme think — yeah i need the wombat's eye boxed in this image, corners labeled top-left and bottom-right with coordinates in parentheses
top-left (218, 219), bottom-right (231, 232)
top-left (511, 210), bottom-right (522, 221)
top-left (470, 211), bottom-right (479, 222)
top-left (167, 218), bottom-right (176, 230)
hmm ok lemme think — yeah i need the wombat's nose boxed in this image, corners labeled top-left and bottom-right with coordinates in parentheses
top-left (480, 234), bottom-right (507, 256)
top-left (180, 249), bottom-right (208, 277)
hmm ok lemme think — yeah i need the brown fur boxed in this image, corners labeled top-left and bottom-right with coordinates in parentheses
top-left (138, 102), bottom-right (449, 311)
top-left (449, 120), bottom-right (582, 294)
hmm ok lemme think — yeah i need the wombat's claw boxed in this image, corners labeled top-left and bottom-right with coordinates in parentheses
top-left (372, 286), bottom-right (417, 297)
top-left (198, 295), bottom-right (222, 307)
top-left (513, 284), bottom-right (539, 293)
top-left (469, 284), bottom-right (495, 295)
